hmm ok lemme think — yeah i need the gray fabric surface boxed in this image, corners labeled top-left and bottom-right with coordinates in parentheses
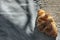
top-left (0, 0), bottom-right (56, 40)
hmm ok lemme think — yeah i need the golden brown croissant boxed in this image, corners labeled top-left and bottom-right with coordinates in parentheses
top-left (36, 9), bottom-right (58, 37)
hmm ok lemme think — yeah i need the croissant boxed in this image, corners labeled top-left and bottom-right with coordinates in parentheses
top-left (36, 9), bottom-right (58, 37)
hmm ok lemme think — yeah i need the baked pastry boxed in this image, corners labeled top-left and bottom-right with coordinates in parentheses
top-left (36, 9), bottom-right (58, 37)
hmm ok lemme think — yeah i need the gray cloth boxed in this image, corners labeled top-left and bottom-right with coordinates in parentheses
top-left (0, 0), bottom-right (56, 40)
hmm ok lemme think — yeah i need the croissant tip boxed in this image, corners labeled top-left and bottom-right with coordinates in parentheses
top-left (37, 9), bottom-right (58, 38)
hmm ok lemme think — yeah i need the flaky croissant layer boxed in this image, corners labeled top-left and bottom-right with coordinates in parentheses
top-left (36, 9), bottom-right (58, 38)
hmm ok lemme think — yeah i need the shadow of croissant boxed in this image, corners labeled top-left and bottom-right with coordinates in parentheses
top-left (0, 14), bottom-right (32, 40)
